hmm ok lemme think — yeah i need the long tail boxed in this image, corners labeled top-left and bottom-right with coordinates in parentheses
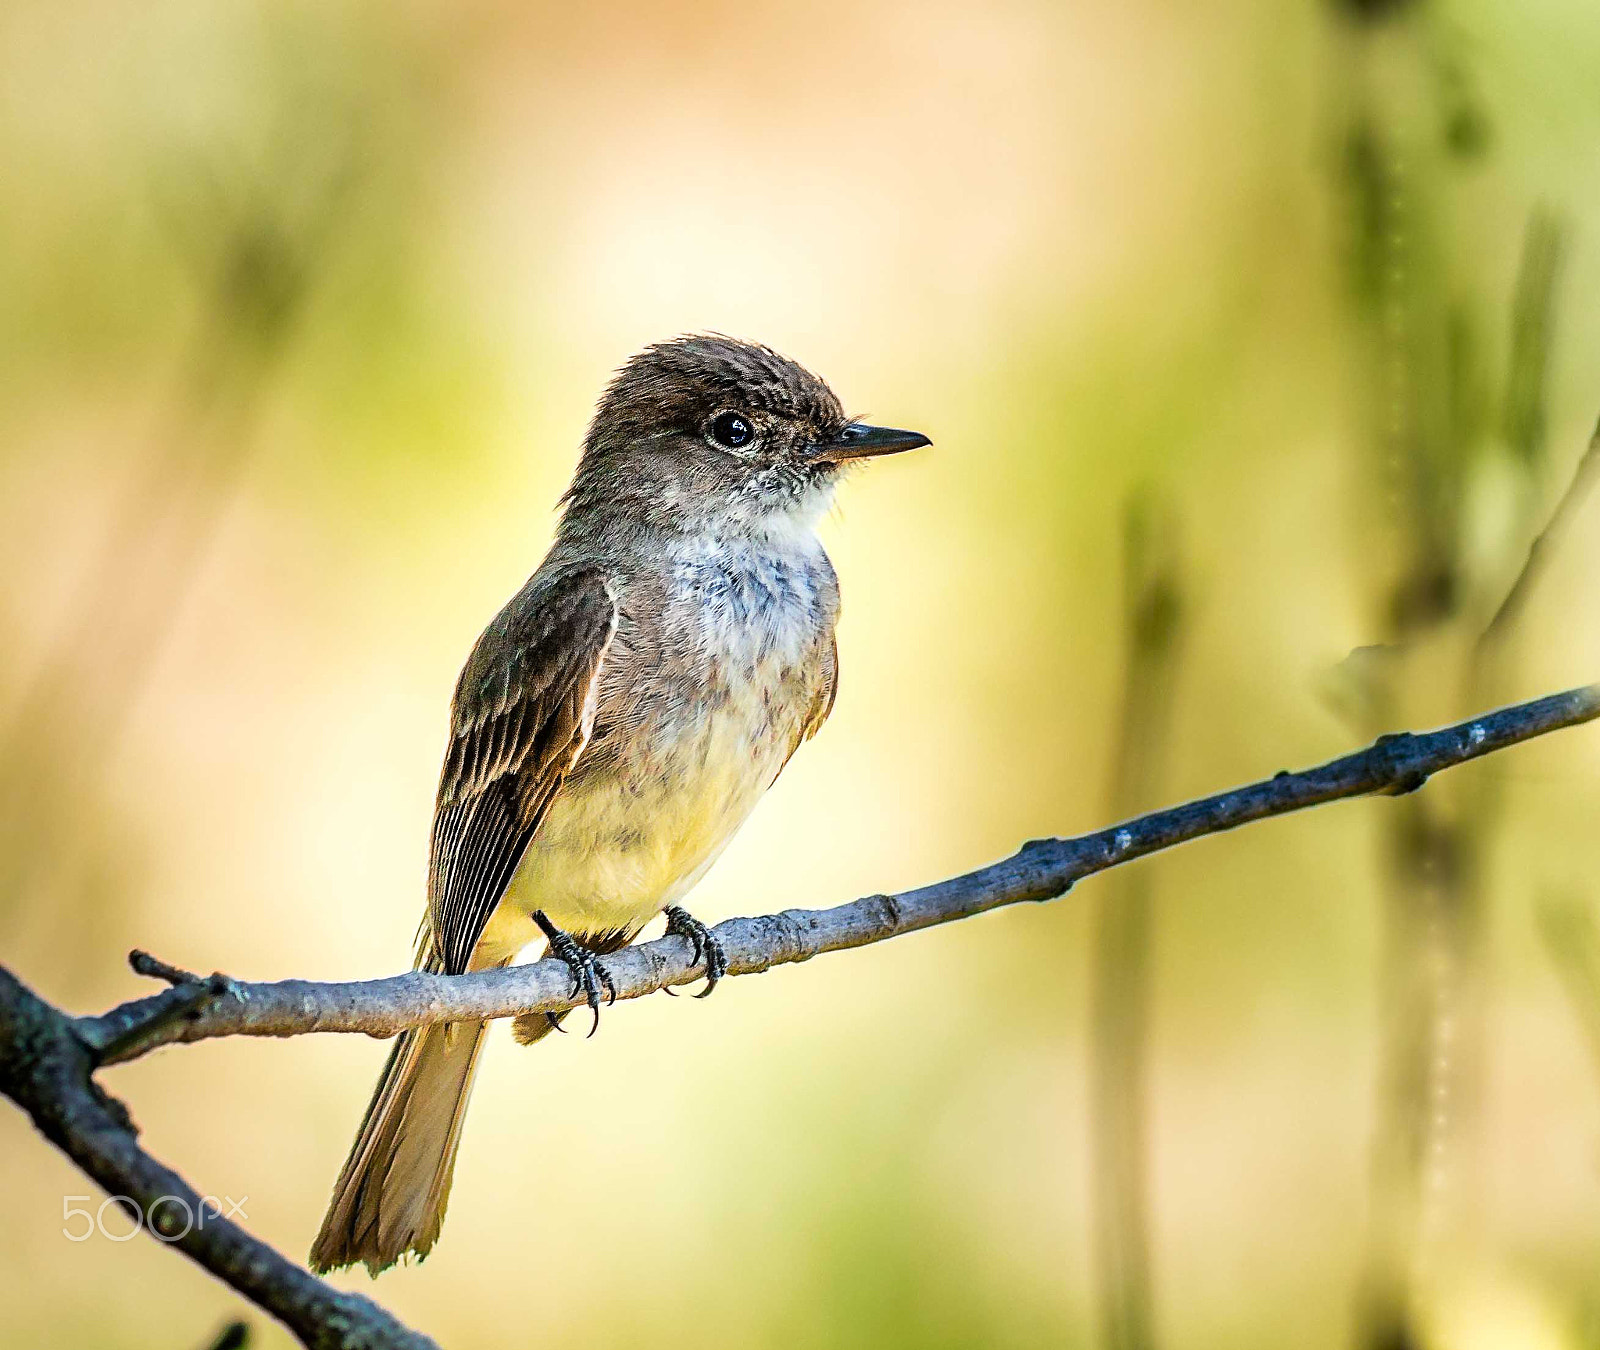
top-left (312, 926), bottom-right (628, 1273)
top-left (309, 1016), bottom-right (490, 1275)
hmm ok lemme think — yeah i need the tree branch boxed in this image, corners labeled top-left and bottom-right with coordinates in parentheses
top-left (8, 680), bottom-right (1598, 1349)
top-left (77, 682), bottom-right (1600, 1065)
top-left (0, 966), bottom-right (438, 1350)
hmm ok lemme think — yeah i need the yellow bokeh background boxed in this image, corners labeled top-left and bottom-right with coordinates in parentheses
top-left (4, 2), bottom-right (1600, 1347)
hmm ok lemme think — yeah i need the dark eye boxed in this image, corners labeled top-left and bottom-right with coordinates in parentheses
top-left (710, 411), bottom-right (754, 450)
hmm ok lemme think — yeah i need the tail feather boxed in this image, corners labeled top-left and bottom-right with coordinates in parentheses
top-left (309, 1018), bottom-right (488, 1275)
top-left (312, 927), bottom-right (636, 1273)
top-left (511, 1008), bottom-right (565, 1045)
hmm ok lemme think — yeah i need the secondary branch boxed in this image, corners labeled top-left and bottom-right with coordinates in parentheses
top-left (0, 967), bottom-right (438, 1350)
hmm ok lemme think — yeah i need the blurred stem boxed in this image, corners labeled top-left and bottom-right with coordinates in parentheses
top-left (1338, 17), bottom-right (1480, 1340)
top-left (1345, 44), bottom-right (1455, 1332)
top-left (1477, 412), bottom-right (1600, 660)
top-left (1500, 211), bottom-right (1565, 470)
top-left (0, 153), bottom-right (351, 946)
top-left (1536, 895), bottom-right (1600, 1087)
top-left (1090, 496), bottom-right (1185, 1350)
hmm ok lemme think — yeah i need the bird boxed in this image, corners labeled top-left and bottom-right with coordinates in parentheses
top-left (309, 335), bottom-right (928, 1275)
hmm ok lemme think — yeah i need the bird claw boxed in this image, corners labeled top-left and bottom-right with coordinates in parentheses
top-left (663, 905), bottom-right (728, 998)
top-left (533, 912), bottom-right (615, 1038)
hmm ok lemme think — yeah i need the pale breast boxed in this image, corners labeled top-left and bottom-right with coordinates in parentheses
top-left (493, 533), bottom-right (838, 947)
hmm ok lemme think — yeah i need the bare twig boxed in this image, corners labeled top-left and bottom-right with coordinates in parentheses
top-left (73, 682), bottom-right (1600, 1065)
top-left (130, 949), bottom-right (205, 986)
top-left (0, 967), bottom-right (437, 1350)
top-left (92, 967), bottom-right (240, 1066)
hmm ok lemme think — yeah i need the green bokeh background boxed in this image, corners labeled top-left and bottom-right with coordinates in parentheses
top-left (3, 2), bottom-right (1600, 1346)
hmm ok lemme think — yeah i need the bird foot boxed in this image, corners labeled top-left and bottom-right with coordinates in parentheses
top-left (532, 912), bottom-right (615, 1037)
top-left (663, 905), bottom-right (728, 998)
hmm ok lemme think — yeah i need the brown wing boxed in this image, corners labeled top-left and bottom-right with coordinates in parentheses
top-left (802, 630), bottom-right (838, 744)
top-left (764, 627), bottom-right (838, 789)
top-left (426, 567), bottom-right (618, 976)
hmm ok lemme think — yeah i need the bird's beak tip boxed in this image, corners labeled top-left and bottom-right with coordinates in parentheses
top-left (815, 423), bottom-right (931, 463)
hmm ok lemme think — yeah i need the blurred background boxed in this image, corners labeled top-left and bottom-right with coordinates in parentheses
top-left (4, 1), bottom-right (1600, 1346)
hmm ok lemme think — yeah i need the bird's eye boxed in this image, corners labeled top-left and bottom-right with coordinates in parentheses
top-left (709, 411), bottom-right (754, 450)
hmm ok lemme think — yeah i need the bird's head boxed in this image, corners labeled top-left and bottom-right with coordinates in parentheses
top-left (562, 335), bottom-right (928, 537)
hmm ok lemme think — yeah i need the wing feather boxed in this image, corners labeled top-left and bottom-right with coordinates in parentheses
top-left (803, 631), bottom-right (838, 743)
top-left (426, 567), bottom-right (617, 975)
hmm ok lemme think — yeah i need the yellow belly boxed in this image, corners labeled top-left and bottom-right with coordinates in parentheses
top-left (479, 689), bottom-right (799, 959)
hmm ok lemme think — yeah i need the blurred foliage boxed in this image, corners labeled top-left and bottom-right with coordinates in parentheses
top-left (3, 2), bottom-right (1600, 1348)
top-left (1326, 7), bottom-right (1592, 1344)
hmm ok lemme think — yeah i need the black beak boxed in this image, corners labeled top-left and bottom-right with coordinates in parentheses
top-left (812, 422), bottom-right (931, 464)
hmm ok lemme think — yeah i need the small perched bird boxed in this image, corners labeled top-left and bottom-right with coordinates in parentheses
top-left (310, 335), bottom-right (928, 1274)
